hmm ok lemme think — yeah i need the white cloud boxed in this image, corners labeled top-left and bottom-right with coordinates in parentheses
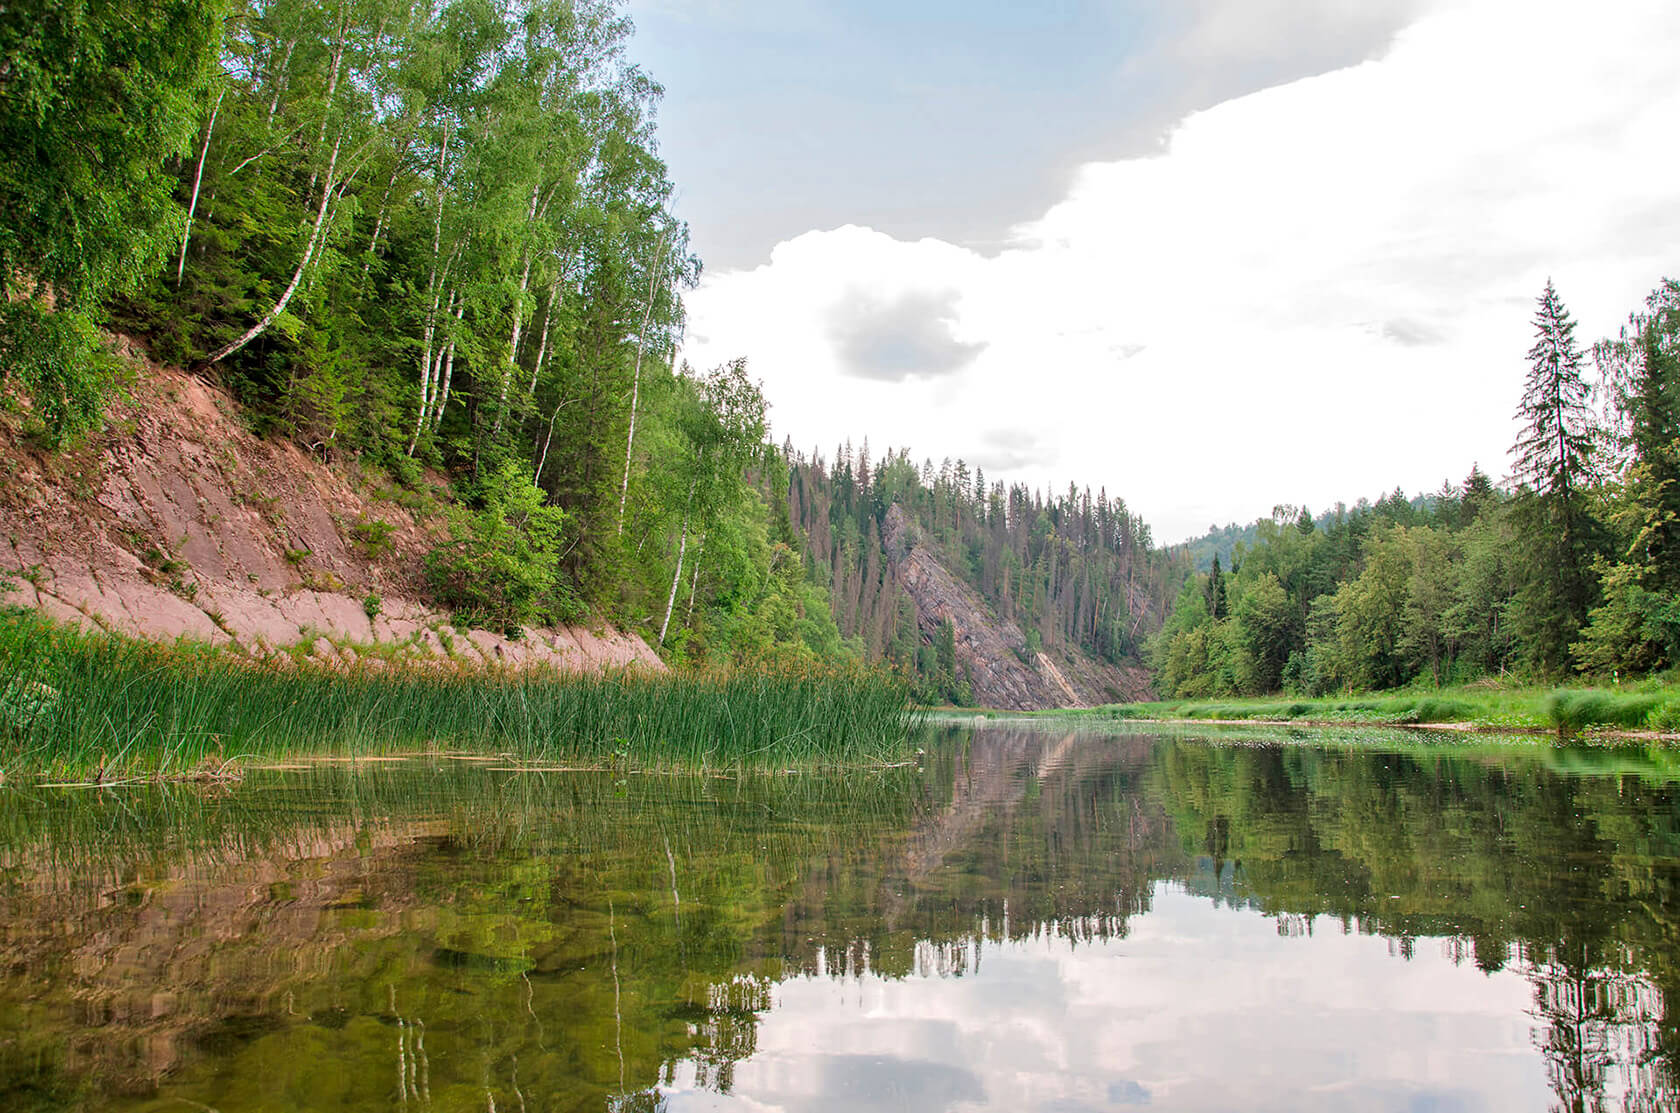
top-left (680, 0), bottom-right (1680, 542)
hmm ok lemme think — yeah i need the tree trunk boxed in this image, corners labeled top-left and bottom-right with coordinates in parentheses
top-left (659, 482), bottom-right (695, 647)
top-left (176, 87), bottom-right (224, 285)
top-left (265, 38), bottom-right (297, 128)
top-left (361, 131), bottom-right (414, 284)
top-left (617, 231), bottom-right (669, 534)
top-left (406, 133), bottom-right (453, 454)
top-left (492, 181), bottom-right (542, 437)
top-left (684, 532), bottom-right (705, 622)
top-left (533, 391), bottom-right (575, 488)
top-left (198, 132), bottom-right (342, 369)
top-left (525, 281), bottom-right (559, 397)
top-left (432, 293), bottom-right (464, 431)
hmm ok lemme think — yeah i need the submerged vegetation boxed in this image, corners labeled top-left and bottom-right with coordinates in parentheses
top-left (0, 610), bottom-right (913, 780)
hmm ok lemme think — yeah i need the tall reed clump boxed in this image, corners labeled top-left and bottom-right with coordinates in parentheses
top-left (0, 610), bottom-right (914, 779)
top-left (1544, 689), bottom-right (1663, 733)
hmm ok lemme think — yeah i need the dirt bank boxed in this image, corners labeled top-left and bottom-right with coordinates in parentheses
top-left (0, 345), bottom-right (662, 671)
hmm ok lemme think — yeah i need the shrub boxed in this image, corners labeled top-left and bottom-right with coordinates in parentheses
top-left (0, 302), bottom-right (122, 444)
top-left (425, 462), bottom-right (567, 633)
top-left (350, 515), bottom-right (396, 560)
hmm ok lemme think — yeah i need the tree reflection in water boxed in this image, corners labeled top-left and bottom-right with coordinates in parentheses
top-left (0, 726), bottom-right (1675, 1111)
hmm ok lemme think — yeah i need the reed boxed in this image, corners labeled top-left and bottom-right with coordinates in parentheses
top-left (0, 610), bottom-right (914, 779)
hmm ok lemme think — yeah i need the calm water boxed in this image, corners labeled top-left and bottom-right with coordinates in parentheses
top-left (2, 725), bottom-right (1678, 1112)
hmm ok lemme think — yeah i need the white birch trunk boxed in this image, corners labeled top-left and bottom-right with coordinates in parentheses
top-left (431, 294), bottom-right (465, 431)
top-left (659, 482), bottom-right (695, 647)
top-left (684, 532), bottom-right (705, 622)
top-left (176, 87), bottom-right (224, 284)
top-left (525, 281), bottom-right (558, 397)
top-left (492, 180), bottom-right (542, 437)
top-left (266, 38), bottom-right (296, 128)
top-left (616, 232), bottom-right (669, 534)
top-left (200, 132), bottom-right (341, 368)
top-left (406, 132), bottom-right (453, 454)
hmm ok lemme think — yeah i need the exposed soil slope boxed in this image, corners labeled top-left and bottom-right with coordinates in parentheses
top-left (882, 505), bottom-right (1152, 709)
top-left (0, 346), bottom-right (662, 671)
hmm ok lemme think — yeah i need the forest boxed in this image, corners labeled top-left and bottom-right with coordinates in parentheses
top-left (0, 0), bottom-right (1180, 697)
top-left (9, 2), bottom-right (1674, 707)
top-left (1153, 277), bottom-right (1680, 698)
top-left (774, 442), bottom-right (1184, 702)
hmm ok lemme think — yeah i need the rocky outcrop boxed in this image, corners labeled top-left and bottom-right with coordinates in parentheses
top-left (881, 504), bottom-right (1151, 709)
top-left (0, 350), bottom-right (663, 672)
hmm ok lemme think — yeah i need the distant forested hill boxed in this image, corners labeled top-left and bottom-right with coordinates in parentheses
top-left (770, 443), bottom-right (1185, 705)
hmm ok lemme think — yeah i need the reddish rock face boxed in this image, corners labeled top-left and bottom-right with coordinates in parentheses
top-left (881, 505), bottom-right (1152, 710)
top-left (0, 352), bottom-right (664, 674)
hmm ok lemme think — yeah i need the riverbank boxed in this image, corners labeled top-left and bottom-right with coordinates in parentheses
top-left (0, 610), bottom-right (914, 783)
top-left (946, 683), bottom-right (1680, 737)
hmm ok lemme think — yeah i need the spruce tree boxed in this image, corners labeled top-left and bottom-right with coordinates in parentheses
top-left (1510, 279), bottom-right (1602, 670)
top-left (1603, 281), bottom-right (1680, 592)
top-left (1206, 554), bottom-right (1229, 621)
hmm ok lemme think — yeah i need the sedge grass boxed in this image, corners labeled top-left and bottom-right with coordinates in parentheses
top-left (0, 610), bottom-right (914, 780)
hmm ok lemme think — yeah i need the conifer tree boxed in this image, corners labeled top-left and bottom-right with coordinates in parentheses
top-left (1510, 279), bottom-right (1602, 670)
top-left (1206, 554), bottom-right (1229, 621)
top-left (1602, 281), bottom-right (1680, 592)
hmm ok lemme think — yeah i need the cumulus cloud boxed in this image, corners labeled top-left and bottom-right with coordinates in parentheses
top-left (827, 289), bottom-right (984, 381)
top-left (681, 0), bottom-right (1680, 542)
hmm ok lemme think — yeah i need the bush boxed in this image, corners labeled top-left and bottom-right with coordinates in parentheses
top-left (425, 462), bottom-right (567, 633)
top-left (0, 302), bottom-right (122, 443)
top-left (1648, 699), bottom-right (1680, 731)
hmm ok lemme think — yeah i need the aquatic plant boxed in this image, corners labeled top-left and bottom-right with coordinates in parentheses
top-left (0, 611), bottom-right (914, 780)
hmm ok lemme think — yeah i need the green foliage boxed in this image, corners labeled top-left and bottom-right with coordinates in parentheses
top-left (0, 302), bottom-right (123, 442)
top-left (1149, 278), bottom-right (1680, 700)
top-left (0, 0), bottom-right (223, 435)
top-left (426, 462), bottom-right (567, 633)
top-left (1544, 689), bottom-right (1662, 732)
top-left (774, 442), bottom-right (1177, 704)
top-left (349, 515), bottom-right (396, 560)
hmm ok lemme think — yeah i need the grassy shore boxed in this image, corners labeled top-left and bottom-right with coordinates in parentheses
top-left (0, 609), bottom-right (915, 782)
top-left (1020, 683), bottom-right (1680, 735)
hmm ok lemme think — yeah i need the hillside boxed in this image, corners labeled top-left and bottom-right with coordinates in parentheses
top-left (881, 506), bottom-right (1153, 708)
top-left (0, 345), bottom-right (662, 672)
top-left (777, 445), bottom-right (1177, 707)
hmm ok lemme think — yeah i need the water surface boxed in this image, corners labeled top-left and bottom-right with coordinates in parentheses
top-left (2, 725), bottom-right (1677, 1111)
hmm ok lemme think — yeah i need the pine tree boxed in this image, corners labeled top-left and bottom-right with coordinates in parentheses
top-left (1510, 279), bottom-right (1602, 670)
top-left (1603, 281), bottom-right (1680, 592)
top-left (1206, 554), bottom-right (1229, 621)
top-left (1513, 280), bottom-right (1596, 499)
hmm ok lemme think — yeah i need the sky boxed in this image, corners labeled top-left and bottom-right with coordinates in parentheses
top-left (626, 0), bottom-right (1680, 543)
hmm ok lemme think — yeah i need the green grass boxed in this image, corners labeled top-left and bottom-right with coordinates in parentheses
top-left (0, 609), bottom-right (915, 781)
top-left (1028, 681), bottom-right (1680, 735)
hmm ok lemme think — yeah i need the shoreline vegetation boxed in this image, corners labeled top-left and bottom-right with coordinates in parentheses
top-left (945, 683), bottom-right (1680, 737)
top-left (0, 611), bottom-right (915, 784)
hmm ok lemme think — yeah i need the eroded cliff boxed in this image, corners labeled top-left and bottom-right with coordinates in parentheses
top-left (0, 347), bottom-right (662, 671)
top-left (881, 505), bottom-right (1152, 709)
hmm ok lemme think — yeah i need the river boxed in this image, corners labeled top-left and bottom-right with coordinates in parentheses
top-left (1, 724), bottom-right (1676, 1111)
